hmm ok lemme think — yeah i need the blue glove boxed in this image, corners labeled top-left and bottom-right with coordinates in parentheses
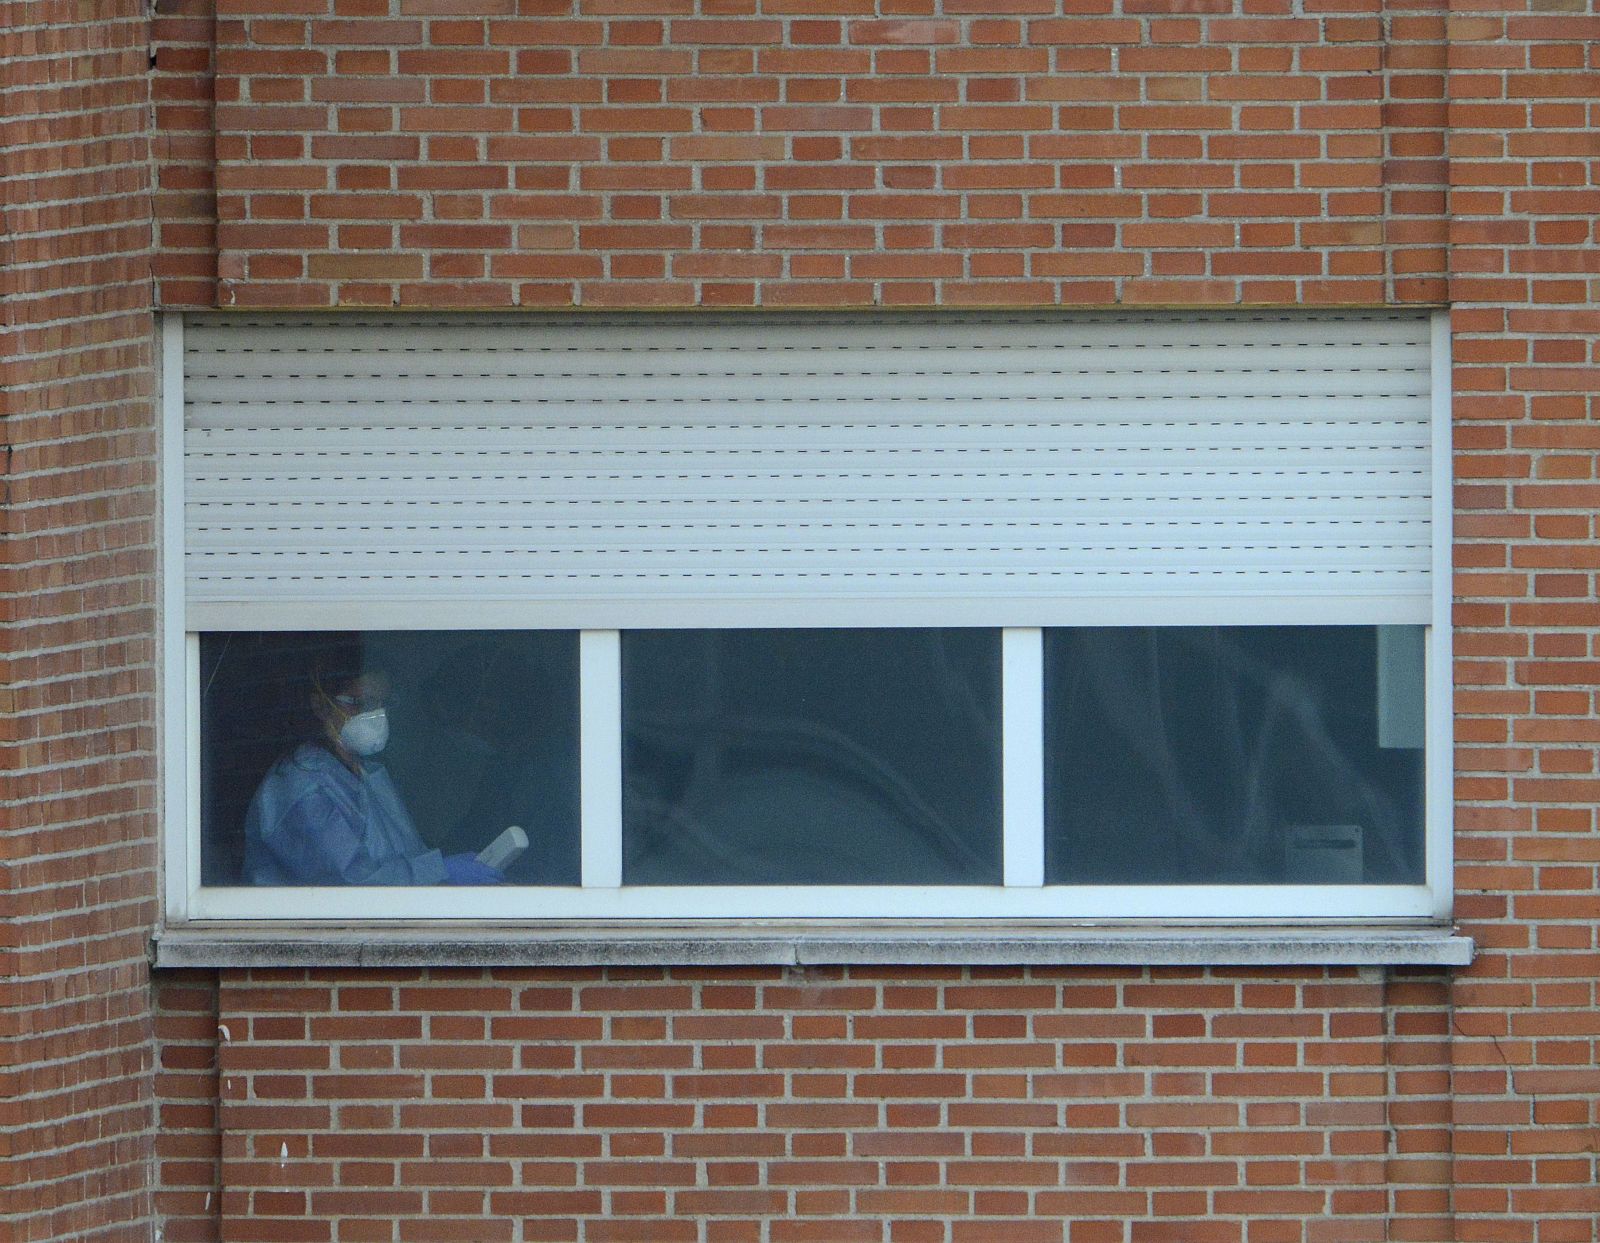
top-left (443, 853), bottom-right (505, 885)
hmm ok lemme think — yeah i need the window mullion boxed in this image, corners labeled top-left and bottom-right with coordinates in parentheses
top-left (1002, 627), bottom-right (1045, 888)
top-left (580, 630), bottom-right (623, 889)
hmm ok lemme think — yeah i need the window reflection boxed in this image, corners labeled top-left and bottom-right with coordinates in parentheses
top-left (200, 632), bottom-right (580, 886)
top-left (1044, 626), bottom-right (1426, 886)
top-left (622, 629), bottom-right (1002, 885)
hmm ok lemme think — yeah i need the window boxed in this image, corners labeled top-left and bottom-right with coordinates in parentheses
top-left (1043, 625), bottom-right (1426, 888)
top-left (199, 631), bottom-right (581, 888)
top-left (165, 309), bottom-right (1452, 927)
top-left (621, 628), bottom-right (1002, 887)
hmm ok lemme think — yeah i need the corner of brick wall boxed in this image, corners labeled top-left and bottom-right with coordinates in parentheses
top-left (1, 1), bottom-right (161, 1239)
top-left (153, 972), bottom-right (223, 1243)
top-left (152, 0), bottom-right (220, 308)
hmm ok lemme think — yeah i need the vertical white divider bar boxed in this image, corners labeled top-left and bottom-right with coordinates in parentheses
top-left (1426, 309), bottom-right (1454, 919)
top-left (1002, 627), bottom-right (1045, 888)
top-left (186, 637), bottom-right (201, 903)
top-left (580, 630), bottom-right (623, 888)
top-left (160, 314), bottom-right (192, 920)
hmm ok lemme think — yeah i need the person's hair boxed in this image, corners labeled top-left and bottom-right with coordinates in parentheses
top-left (297, 645), bottom-right (367, 742)
top-left (310, 658), bottom-right (364, 700)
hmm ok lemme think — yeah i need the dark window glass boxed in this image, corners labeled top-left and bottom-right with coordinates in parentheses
top-left (200, 631), bottom-right (580, 886)
top-left (1044, 626), bottom-right (1425, 885)
top-left (622, 629), bottom-right (1002, 885)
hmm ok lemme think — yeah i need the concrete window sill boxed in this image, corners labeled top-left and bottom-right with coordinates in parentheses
top-left (152, 924), bottom-right (1474, 969)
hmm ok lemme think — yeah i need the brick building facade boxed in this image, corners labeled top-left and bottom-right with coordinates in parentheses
top-left (4, 1), bottom-right (1599, 1241)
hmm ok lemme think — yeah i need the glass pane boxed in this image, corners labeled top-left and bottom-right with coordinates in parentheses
top-left (1044, 626), bottom-right (1426, 886)
top-left (200, 631), bottom-right (580, 886)
top-left (622, 629), bottom-right (1002, 885)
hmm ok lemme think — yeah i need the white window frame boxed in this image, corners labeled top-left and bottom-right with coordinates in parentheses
top-left (159, 311), bottom-right (1455, 928)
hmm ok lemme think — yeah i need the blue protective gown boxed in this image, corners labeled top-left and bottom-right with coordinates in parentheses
top-left (243, 743), bottom-right (448, 885)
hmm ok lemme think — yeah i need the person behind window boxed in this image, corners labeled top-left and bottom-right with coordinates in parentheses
top-left (242, 664), bottom-right (504, 886)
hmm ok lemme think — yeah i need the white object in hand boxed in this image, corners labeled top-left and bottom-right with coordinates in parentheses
top-left (476, 825), bottom-right (528, 873)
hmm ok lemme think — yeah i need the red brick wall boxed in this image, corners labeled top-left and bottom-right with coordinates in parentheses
top-left (0, 1), bottom-right (160, 1239)
top-left (1444, 6), bottom-right (1600, 1241)
top-left (148, 967), bottom-right (1454, 1243)
top-left (126, 1), bottom-right (1600, 1241)
top-left (153, 0), bottom-right (1449, 310)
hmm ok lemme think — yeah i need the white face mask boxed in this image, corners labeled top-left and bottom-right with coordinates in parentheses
top-left (339, 708), bottom-right (389, 757)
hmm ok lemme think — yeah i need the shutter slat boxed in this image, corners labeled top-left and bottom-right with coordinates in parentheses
top-left (185, 312), bottom-right (1431, 356)
top-left (186, 396), bottom-right (1431, 433)
top-left (188, 369), bottom-right (1425, 405)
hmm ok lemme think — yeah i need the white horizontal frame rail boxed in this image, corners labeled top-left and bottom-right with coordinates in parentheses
top-left (183, 883), bottom-right (1441, 922)
top-left (190, 594), bottom-right (1432, 634)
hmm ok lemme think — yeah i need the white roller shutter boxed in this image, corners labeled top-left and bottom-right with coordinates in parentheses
top-left (182, 311), bottom-right (1436, 630)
